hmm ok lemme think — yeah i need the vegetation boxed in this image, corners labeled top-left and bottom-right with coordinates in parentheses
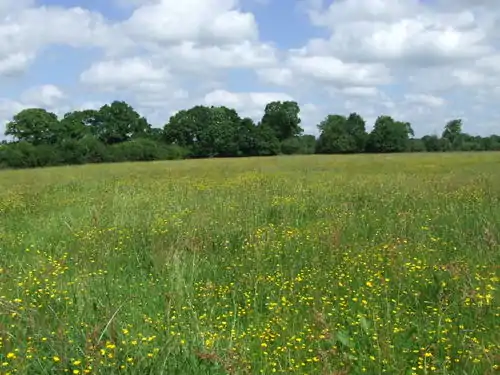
top-left (1, 100), bottom-right (499, 169)
top-left (1, 153), bottom-right (499, 374)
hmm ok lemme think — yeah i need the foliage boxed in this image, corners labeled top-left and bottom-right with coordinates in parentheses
top-left (260, 101), bottom-right (303, 142)
top-left (1, 99), bottom-right (499, 170)
top-left (93, 101), bottom-right (151, 145)
top-left (281, 135), bottom-right (316, 155)
top-left (366, 115), bottom-right (414, 153)
top-left (5, 108), bottom-right (61, 145)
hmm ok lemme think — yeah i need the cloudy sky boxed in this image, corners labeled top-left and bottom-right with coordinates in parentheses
top-left (1, 0), bottom-right (499, 137)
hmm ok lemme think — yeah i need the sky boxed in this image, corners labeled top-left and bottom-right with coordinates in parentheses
top-left (1, 0), bottom-right (500, 137)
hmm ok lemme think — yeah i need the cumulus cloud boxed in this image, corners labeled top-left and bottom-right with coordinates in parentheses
top-left (1, 0), bottom-right (500, 137)
top-left (20, 84), bottom-right (65, 107)
top-left (80, 57), bottom-right (171, 91)
top-left (204, 89), bottom-right (293, 119)
top-left (404, 93), bottom-right (445, 108)
top-left (122, 0), bottom-right (258, 45)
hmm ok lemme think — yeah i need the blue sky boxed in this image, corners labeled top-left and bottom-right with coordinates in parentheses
top-left (1, 0), bottom-right (500, 137)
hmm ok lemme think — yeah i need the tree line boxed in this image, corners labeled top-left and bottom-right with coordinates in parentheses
top-left (0, 100), bottom-right (498, 169)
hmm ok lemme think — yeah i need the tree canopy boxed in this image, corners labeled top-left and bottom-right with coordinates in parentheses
top-left (1, 99), bottom-right (499, 169)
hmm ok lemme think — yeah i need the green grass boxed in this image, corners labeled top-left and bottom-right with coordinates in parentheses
top-left (1, 153), bottom-right (499, 375)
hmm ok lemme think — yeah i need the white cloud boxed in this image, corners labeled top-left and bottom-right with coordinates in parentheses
top-left (0, 0), bottom-right (34, 16)
top-left (80, 57), bottom-right (171, 91)
top-left (204, 89), bottom-right (293, 119)
top-left (0, 5), bottom-right (133, 77)
top-left (20, 84), bottom-right (65, 107)
top-left (404, 93), bottom-right (445, 108)
top-left (340, 87), bottom-right (379, 98)
top-left (0, 98), bottom-right (30, 132)
top-left (306, 0), bottom-right (493, 66)
top-left (162, 40), bottom-right (277, 71)
top-left (287, 55), bottom-right (391, 86)
top-left (0, 53), bottom-right (34, 76)
top-left (256, 67), bottom-right (294, 86)
top-left (122, 0), bottom-right (258, 45)
top-left (1, 0), bottom-right (500, 138)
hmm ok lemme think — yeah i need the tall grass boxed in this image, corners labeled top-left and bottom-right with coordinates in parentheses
top-left (1, 153), bottom-right (499, 374)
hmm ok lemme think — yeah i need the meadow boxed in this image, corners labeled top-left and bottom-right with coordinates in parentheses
top-left (0, 153), bottom-right (499, 375)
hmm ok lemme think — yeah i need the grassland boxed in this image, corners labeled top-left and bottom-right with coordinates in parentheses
top-left (0, 153), bottom-right (499, 375)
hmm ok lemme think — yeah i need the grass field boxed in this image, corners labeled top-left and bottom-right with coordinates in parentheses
top-left (1, 153), bottom-right (499, 375)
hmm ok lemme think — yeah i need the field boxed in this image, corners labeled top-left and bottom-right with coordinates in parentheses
top-left (0, 153), bottom-right (499, 375)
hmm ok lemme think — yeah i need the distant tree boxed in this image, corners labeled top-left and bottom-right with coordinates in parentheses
top-left (366, 115), bottom-right (413, 153)
top-left (346, 112), bottom-right (368, 152)
top-left (94, 101), bottom-right (151, 145)
top-left (298, 134), bottom-right (316, 154)
top-left (280, 137), bottom-right (303, 155)
top-left (316, 112), bottom-right (367, 154)
top-left (408, 138), bottom-right (427, 152)
top-left (481, 135), bottom-right (500, 151)
top-left (164, 106), bottom-right (205, 148)
top-left (59, 110), bottom-right (97, 140)
top-left (260, 101), bottom-right (303, 142)
top-left (316, 115), bottom-right (350, 154)
top-left (442, 119), bottom-right (462, 142)
top-left (442, 119), bottom-right (464, 150)
top-left (254, 124), bottom-right (281, 156)
top-left (5, 108), bottom-right (60, 145)
top-left (236, 117), bottom-right (260, 156)
top-left (164, 105), bottom-right (242, 157)
top-left (421, 135), bottom-right (442, 152)
top-left (145, 127), bottom-right (164, 142)
top-left (195, 106), bottom-right (241, 157)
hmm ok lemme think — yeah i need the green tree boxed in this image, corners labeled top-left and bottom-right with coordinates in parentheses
top-left (260, 101), bottom-right (303, 142)
top-left (316, 112), bottom-right (367, 154)
top-left (481, 135), bottom-right (500, 151)
top-left (5, 108), bottom-right (61, 145)
top-left (346, 113), bottom-right (368, 152)
top-left (59, 110), bottom-right (97, 140)
top-left (280, 137), bottom-right (303, 155)
top-left (236, 118), bottom-right (260, 156)
top-left (298, 134), bottom-right (316, 154)
top-left (408, 138), bottom-right (426, 152)
top-left (196, 106), bottom-right (241, 157)
top-left (164, 105), bottom-right (243, 158)
top-left (421, 135), bottom-right (442, 152)
top-left (366, 116), bottom-right (414, 153)
top-left (254, 124), bottom-right (280, 156)
top-left (316, 115), bottom-right (350, 154)
top-left (164, 105), bottom-right (210, 149)
top-left (442, 119), bottom-right (462, 143)
top-left (94, 101), bottom-right (151, 144)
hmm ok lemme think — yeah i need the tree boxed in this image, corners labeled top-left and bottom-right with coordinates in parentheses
top-left (145, 127), bottom-right (164, 142)
top-left (59, 109), bottom-right (97, 140)
top-left (442, 119), bottom-right (462, 144)
top-left (421, 135), bottom-right (442, 152)
top-left (346, 112), bottom-right (368, 152)
top-left (254, 124), bottom-right (280, 156)
top-left (316, 113), bottom-right (367, 154)
top-left (298, 135), bottom-right (316, 154)
top-left (164, 106), bottom-right (210, 149)
top-left (366, 115), bottom-right (413, 153)
top-left (236, 118), bottom-right (260, 156)
top-left (5, 108), bottom-right (61, 145)
top-left (280, 137), bottom-right (303, 155)
top-left (94, 101), bottom-right (151, 144)
top-left (196, 106), bottom-right (241, 157)
top-left (316, 115), bottom-right (350, 154)
top-left (164, 105), bottom-right (243, 158)
top-left (260, 101), bottom-right (303, 142)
